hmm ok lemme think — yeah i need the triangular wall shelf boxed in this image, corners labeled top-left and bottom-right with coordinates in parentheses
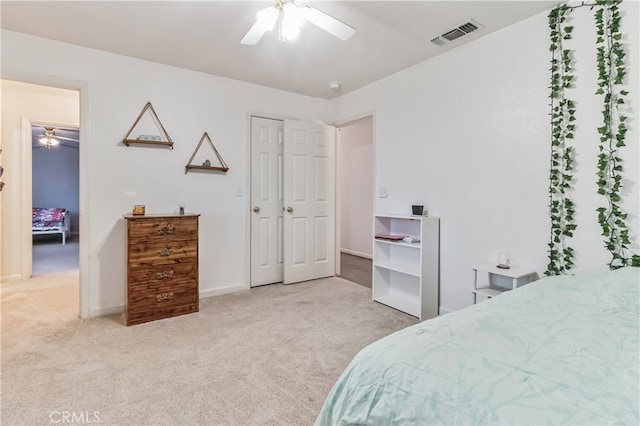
top-left (123, 102), bottom-right (174, 149)
top-left (185, 132), bottom-right (229, 174)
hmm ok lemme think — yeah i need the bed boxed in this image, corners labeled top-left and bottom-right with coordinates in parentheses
top-left (32, 207), bottom-right (71, 245)
top-left (316, 267), bottom-right (639, 425)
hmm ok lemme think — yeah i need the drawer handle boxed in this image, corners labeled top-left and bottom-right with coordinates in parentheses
top-left (157, 248), bottom-right (173, 257)
top-left (157, 224), bottom-right (175, 235)
top-left (156, 270), bottom-right (174, 280)
top-left (156, 292), bottom-right (174, 302)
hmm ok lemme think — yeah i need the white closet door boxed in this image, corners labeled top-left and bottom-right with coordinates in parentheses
top-left (250, 117), bottom-right (284, 287)
top-left (283, 119), bottom-right (336, 284)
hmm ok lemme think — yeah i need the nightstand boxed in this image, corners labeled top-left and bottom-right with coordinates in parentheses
top-left (472, 264), bottom-right (537, 304)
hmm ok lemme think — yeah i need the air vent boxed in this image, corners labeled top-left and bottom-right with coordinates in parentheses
top-left (430, 19), bottom-right (484, 47)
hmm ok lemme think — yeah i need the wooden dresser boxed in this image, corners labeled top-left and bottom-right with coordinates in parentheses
top-left (124, 213), bottom-right (200, 325)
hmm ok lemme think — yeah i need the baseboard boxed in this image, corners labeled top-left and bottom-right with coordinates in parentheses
top-left (200, 283), bottom-right (249, 299)
top-left (90, 305), bottom-right (124, 317)
top-left (438, 306), bottom-right (452, 315)
top-left (340, 249), bottom-right (372, 260)
top-left (0, 274), bottom-right (23, 283)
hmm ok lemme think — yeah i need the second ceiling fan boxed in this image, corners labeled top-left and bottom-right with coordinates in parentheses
top-left (241, 0), bottom-right (355, 45)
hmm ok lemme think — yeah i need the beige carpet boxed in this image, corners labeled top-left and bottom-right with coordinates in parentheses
top-left (1, 274), bottom-right (417, 425)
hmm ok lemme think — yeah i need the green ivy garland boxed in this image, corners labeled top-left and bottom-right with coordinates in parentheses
top-left (546, 4), bottom-right (577, 276)
top-left (594, 0), bottom-right (640, 268)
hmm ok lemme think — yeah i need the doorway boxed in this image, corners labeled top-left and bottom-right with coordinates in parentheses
top-left (249, 116), bottom-right (336, 287)
top-left (0, 79), bottom-right (81, 319)
top-left (31, 124), bottom-right (79, 276)
top-left (336, 116), bottom-right (374, 288)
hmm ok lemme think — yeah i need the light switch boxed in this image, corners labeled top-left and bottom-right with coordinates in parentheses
top-left (236, 186), bottom-right (244, 197)
top-left (378, 187), bottom-right (388, 198)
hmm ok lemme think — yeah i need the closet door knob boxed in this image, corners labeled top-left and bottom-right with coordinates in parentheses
top-left (253, 206), bottom-right (260, 213)
top-left (286, 206), bottom-right (293, 213)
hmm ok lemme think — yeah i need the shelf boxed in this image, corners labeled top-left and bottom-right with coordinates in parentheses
top-left (122, 102), bottom-right (175, 150)
top-left (374, 294), bottom-right (420, 318)
top-left (185, 164), bottom-right (229, 173)
top-left (374, 238), bottom-right (421, 249)
top-left (375, 214), bottom-right (422, 220)
top-left (472, 286), bottom-right (506, 298)
top-left (185, 132), bottom-right (229, 174)
top-left (374, 261), bottom-right (420, 277)
top-left (123, 139), bottom-right (174, 149)
top-left (372, 215), bottom-right (440, 320)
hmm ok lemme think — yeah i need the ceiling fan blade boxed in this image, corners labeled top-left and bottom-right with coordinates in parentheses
top-left (56, 136), bottom-right (79, 142)
top-left (303, 5), bottom-right (355, 40)
top-left (241, 6), bottom-right (278, 45)
top-left (241, 21), bottom-right (269, 45)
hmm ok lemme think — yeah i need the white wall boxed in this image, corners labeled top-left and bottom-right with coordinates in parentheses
top-left (1, 80), bottom-right (80, 281)
top-left (328, 3), bottom-right (639, 313)
top-left (339, 117), bottom-right (373, 258)
top-left (1, 30), bottom-right (329, 315)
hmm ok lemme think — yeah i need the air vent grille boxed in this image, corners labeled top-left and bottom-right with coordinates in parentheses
top-left (441, 28), bottom-right (466, 41)
top-left (430, 19), bottom-right (483, 47)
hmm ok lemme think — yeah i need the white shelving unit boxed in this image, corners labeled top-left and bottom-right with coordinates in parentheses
top-left (372, 214), bottom-right (440, 320)
top-left (472, 264), bottom-right (537, 303)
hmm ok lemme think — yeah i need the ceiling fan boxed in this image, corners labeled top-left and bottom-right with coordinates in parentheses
top-left (37, 126), bottom-right (79, 149)
top-left (241, 0), bottom-right (355, 45)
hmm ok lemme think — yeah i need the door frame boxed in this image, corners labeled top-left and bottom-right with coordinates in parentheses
top-left (246, 111), bottom-right (339, 287)
top-left (333, 112), bottom-right (376, 278)
top-left (246, 110), bottom-right (375, 287)
top-left (3, 72), bottom-right (90, 318)
top-left (23, 118), bottom-right (80, 279)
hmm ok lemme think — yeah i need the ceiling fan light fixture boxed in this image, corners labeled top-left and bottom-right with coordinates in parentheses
top-left (241, 0), bottom-right (355, 45)
top-left (280, 2), bottom-right (305, 41)
top-left (39, 136), bottom-right (59, 147)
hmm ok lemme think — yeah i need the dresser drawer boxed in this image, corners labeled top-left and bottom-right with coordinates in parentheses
top-left (127, 269), bottom-right (198, 326)
top-left (128, 241), bottom-right (197, 266)
top-left (126, 294), bottom-right (199, 326)
top-left (128, 261), bottom-right (198, 286)
top-left (128, 216), bottom-right (198, 242)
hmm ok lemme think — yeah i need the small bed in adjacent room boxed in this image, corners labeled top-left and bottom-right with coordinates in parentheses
top-left (32, 207), bottom-right (71, 245)
top-left (316, 267), bottom-right (639, 425)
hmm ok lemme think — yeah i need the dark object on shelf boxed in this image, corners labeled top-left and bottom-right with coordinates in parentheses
top-left (122, 102), bottom-right (174, 149)
top-left (412, 205), bottom-right (424, 215)
top-left (496, 264), bottom-right (511, 269)
top-left (375, 234), bottom-right (406, 241)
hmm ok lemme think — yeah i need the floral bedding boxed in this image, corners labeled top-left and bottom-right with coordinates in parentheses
top-left (32, 207), bottom-right (67, 230)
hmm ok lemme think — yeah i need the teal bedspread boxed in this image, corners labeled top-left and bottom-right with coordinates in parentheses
top-left (316, 267), bottom-right (639, 425)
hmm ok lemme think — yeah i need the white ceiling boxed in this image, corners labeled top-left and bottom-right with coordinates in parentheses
top-left (0, 1), bottom-right (558, 99)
